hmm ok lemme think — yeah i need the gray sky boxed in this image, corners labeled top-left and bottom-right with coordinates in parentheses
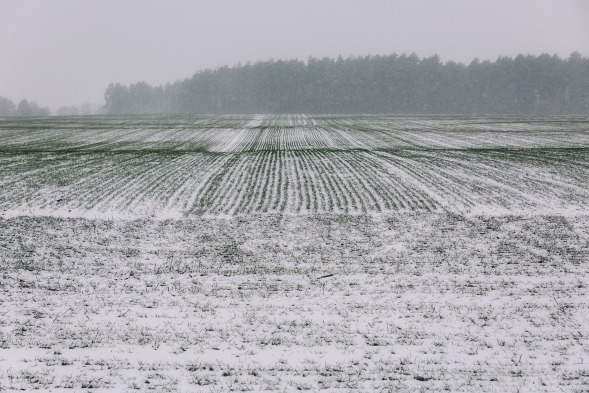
top-left (1, 0), bottom-right (588, 109)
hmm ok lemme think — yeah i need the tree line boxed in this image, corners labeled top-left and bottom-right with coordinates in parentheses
top-left (104, 52), bottom-right (589, 115)
top-left (0, 98), bottom-right (50, 117)
top-left (0, 98), bottom-right (96, 117)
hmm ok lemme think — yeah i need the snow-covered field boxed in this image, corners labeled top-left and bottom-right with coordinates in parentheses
top-left (1, 115), bottom-right (588, 391)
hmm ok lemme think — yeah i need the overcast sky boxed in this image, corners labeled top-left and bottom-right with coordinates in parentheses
top-left (1, 0), bottom-right (588, 109)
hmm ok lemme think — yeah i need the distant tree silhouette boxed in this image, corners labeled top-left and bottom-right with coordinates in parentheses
top-left (80, 102), bottom-right (92, 115)
top-left (0, 97), bottom-right (50, 117)
top-left (0, 97), bottom-right (15, 116)
top-left (16, 100), bottom-right (33, 117)
top-left (56, 106), bottom-right (80, 116)
top-left (103, 52), bottom-right (589, 115)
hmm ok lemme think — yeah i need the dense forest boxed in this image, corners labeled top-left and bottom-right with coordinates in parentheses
top-left (103, 52), bottom-right (589, 115)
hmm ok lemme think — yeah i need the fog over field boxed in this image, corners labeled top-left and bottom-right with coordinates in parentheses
top-left (1, 0), bottom-right (588, 111)
top-left (1, 1), bottom-right (589, 392)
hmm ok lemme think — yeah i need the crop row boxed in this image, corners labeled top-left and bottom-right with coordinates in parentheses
top-left (186, 150), bottom-right (438, 215)
top-left (1, 115), bottom-right (588, 153)
top-left (374, 148), bottom-right (589, 213)
top-left (0, 152), bottom-right (227, 218)
top-left (1, 147), bottom-right (587, 218)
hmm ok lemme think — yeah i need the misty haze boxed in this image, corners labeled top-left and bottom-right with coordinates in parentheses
top-left (1, 1), bottom-right (589, 392)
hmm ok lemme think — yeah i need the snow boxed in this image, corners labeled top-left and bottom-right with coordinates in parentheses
top-left (1, 115), bottom-right (589, 391)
